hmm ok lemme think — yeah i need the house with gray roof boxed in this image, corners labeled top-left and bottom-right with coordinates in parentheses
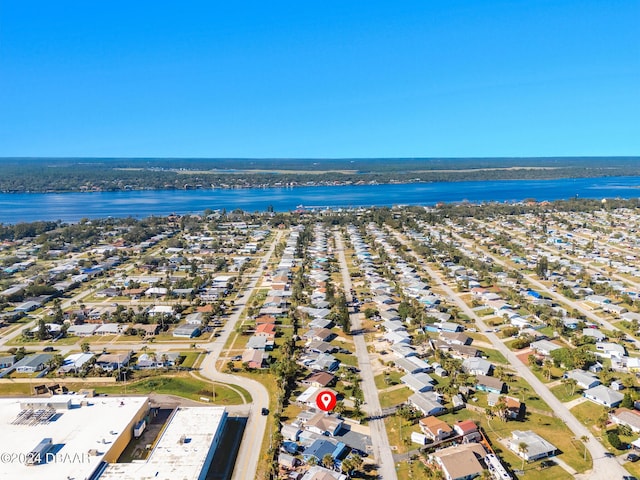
top-left (476, 375), bottom-right (506, 394)
top-left (173, 324), bottom-right (201, 338)
top-left (530, 339), bottom-right (562, 356)
top-left (462, 357), bottom-right (494, 376)
top-left (408, 393), bottom-right (446, 417)
top-left (390, 344), bottom-right (417, 358)
top-left (610, 408), bottom-right (640, 433)
top-left (508, 430), bottom-right (557, 461)
top-left (566, 369), bottom-right (601, 390)
top-left (583, 384), bottom-right (624, 408)
top-left (13, 353), bottom-right (53, 373)
top-left (582, 328), bottom-right (606, 341)
top-left (395, 357), bottom-right (426, 375)
top-left (0, 355), bottom-right (16, 369)
top-left (401, 373), bottom-right (435, 393)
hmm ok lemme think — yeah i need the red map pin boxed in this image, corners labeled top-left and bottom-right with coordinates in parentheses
top-left (316, 390), bottom-right (337, 412)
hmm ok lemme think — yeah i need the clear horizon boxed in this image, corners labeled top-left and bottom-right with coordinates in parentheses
top-left (1, 1), bottom-right (638, 158)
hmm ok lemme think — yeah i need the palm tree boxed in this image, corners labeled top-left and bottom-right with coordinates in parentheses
top-left (561, 376), bottom-right (577, 396)
top-left (518, 442), bottom-right (528, 470)
top-left (580, 435), bottom-right (589, 461)
top-left (322, 453), bottom-right (335, 470)
top-left (542, 359), bottom-right (553, 381)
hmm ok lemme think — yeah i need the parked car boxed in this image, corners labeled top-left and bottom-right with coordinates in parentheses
top-left (626, 453), bottom-right (639, 462)
top-left (261, 408), bottom-right (269, 416)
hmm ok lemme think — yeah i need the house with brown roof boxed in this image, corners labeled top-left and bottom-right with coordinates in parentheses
top-left (453, 420), bottom-right (481, 443)
top-left (440, 332), bottom-right (472, 346)
top-left (487, 393), bottom-right (525, 420)
top-left (127, 323), bottom-right (160, 337)
top-left (431, 443), bottom-right (487, 480)
top-left (303, 371), bottom-right (336, 388)
top-left (610, 408), bottom-right (640, 433)
top-left (419, 416), bottom-right (453, 442)
top-left (256, 314), bottom-right (277, 324)
top-left (255, 323), bottom-right (276, 338)
top-left (304, 412), bottom-right (344, 437)
top-left (476, 375), bottom-right (506, 394)
top-left (242, 349), bottom-right (269, 369)
top-left (453, 420), bottom-right (478, 436)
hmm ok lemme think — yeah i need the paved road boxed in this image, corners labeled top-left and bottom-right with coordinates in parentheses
top-left (493, 220), bottom-right (640, 291)
top-left (455, 227), bottom-right (640, 352)
top-left (198, 230), bottom-right (283, 480)
top-left (391, 228), bottom-right (630, 480)
top-left (335, 230), bottom-right (398, 480)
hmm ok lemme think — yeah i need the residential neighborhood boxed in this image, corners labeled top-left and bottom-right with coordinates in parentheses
top-left (4, 203), bottom-right (640, 479)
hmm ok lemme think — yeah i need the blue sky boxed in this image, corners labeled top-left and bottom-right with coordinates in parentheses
top-left (1, 0), bottom-right (638, 158)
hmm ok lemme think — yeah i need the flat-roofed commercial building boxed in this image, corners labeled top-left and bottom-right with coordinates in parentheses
top-left (98, 406), bottom-right (227, 480)
top-left (0, 395), bottom-right (149, 480)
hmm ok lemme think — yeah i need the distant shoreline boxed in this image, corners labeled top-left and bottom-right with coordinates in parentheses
top-left (1, 157), bottom-right (639, 194)
top-left (0, 173), bottom-right (630, 195)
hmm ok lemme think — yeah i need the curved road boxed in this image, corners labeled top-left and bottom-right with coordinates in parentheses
top-left (197, 230), bottom-right (282, 480)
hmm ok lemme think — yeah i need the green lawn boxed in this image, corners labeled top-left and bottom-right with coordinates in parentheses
top-left (93, 375), bottom-right (245, 404)
top-left (379, 386), bottom-right (412, 408)
top-left (179, 352), bottom-right (200, 369)
top-left (482, 411), bottom-right (592, 473)
top-left (335, 352), bottom-right (358, 367)
top-left (479, 348), bottom-right (508, 365)
top-left (394, 459), bottom-right (432, 480)
top-left (384, 415), bottom-right (417, 454)
top-left (625, 459), bottom-right (640, 478)
top-left (0, 374), bottom-right (246, 404)
top-left (505, 376), bottom-right (552, 411)
top-left (374, 370), bottom-right (404, 390)
top-left (549, 384), bottom-right (582, 403)
top-left (0, 382), bottom-right (33, 395)
top-left (571, 401), bottom-right (607, 430)
top-left (571, 400), bottom-right (638, 453)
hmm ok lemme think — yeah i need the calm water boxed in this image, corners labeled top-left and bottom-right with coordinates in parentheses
top-left (1, 176), bottom-right (639, 224)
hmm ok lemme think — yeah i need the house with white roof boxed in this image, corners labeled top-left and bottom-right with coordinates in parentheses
top-left (595, 342), bottom-right (626, 359)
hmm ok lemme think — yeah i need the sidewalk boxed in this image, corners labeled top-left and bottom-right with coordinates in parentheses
top-left (564, 396), bottom-right (588, 410)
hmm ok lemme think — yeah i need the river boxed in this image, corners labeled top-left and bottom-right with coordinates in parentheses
top-left (1, 176), bottom-right (639, 223)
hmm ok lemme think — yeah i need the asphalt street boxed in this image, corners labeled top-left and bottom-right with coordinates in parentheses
top-left (335, 230), bottom-right (398, 480)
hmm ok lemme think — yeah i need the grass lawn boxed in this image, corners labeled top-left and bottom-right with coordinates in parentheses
top-left (572, 400), bottom-right (639, 453)
top-left (530, 366), bottom-right (565, 384)
top-left (374, 370), bottom-right (404, 390)
top-left (625, 459), bottom-right (640, 478)
top-left (92, 374), bottom-right (245, 404)
top-left (571, 401), bottom-right (607, 432)
top-left (482, 411), bottom-right (592, 473)
top-left (335, 352), bottom-right (358, 367)
top-left (379, 386), bottom-right (412, 409)
top-left (506, 376), bottom-right (552, 412)
top-left (549, 384), bottom-right (582, 403)
top-left (179, 352), bottom-right (201, 369)
top-left (479, 348), bottom-right (508, 365)
top-left (394, 459), bottom-right (432, 480)
top-left (0, 382), bottom-right (33, 395)
top-left (0, 374), bottom-right (246, 403)
top-left (384, 416), bottom-right (417, 454)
